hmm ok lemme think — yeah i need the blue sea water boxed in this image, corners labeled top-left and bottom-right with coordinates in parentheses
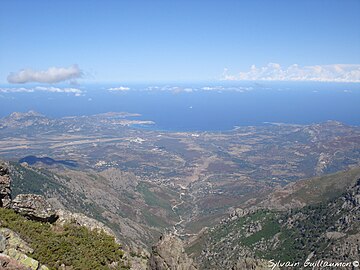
top-left (1, 82), bottom-right (359, 131)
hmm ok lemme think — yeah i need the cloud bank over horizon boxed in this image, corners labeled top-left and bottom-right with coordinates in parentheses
top-left (0, 86), bottom-right (83, 96)
top-left (7, 65), bottom-right (83, 84)
top-left (108, 86), bottom-right (130, 91)
top-left (222, 63), bottom-right (360, 83)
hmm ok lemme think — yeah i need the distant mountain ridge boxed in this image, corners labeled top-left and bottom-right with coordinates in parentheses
top-left (0, 110), bottom-right (153, 133)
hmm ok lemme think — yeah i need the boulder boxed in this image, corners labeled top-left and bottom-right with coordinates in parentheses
top-left (0, 162), bottom-right (11, 208)
top-left (0, 254), bottom-right (31, 270)
top-left (0, 232), bottom-right (6, 252)
top-left (0, 228), bottom-right (33, 254)
top-left (0, 228), bottom-right (49, 270)
top-left (6, 248), bottom-right (40, 270)
top-left (148, 233), bottom-right (197, 270)
top-left (11, 194), bottom-right (58, 223)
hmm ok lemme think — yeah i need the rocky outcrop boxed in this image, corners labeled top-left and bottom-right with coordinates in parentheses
top-left (0, 228), bottom-right (49, 270)
top-left (342, 178), bottom-right (360, 208)
top-left (55, 209), bottom-right (116, 238)
top-left (1, 162), bottom-right (58, 223)
top-left (11, 194), bottom-right (58, 223)
top-left (0, 162), bottom-right (11, 208)
top-left (148, 234), bottom-right (197, 270)
top-left (0, 162), bottom-right (51, 269)
top-left (222, 207), bottom-right (258, 224)
top-left (0, 254), bottom-right (31, 270)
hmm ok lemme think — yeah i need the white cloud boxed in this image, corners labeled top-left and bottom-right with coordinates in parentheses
top-left (145, 86), bottom-right (160, 91)
top-left (7, 65), bottom-right (83, 84)
top-left (34, 86), bottom-right (83, 93)
top-left (183, 88), bottom-right (193, 92)
top-left (201, 86), bottom-right (253, 92)
top-left (144, 86), bottom-right (193, 93)
top-left (108, 86), bottom-right (130, 91)
top-left (222, 63), bottom-right (360, 83)
top-left (0, 86), bottom-right (83, 95)
top-left (202, 86), bottom-right (224, 91)
top-left (167, 86), bottom-right (193, 93)
top-left (144, 85), bottom-right (252, 93)
top-left (0, 87), bottom-right (33, 93)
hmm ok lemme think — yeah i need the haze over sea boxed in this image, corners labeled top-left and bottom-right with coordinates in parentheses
top-left (1, 82), bottom-right (360, 132)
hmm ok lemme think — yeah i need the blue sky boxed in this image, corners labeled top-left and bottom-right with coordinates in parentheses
top-left (0, 0), bottom-right (359, 83)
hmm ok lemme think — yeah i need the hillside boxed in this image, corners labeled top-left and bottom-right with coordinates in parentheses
top-left (251, 167), bottom-right (360, 210)
top-left (188, 168), bottom-right (360, 269)
top-left (0, 161), bottom-right (131, 270)
top-left (9, 162), bottom-right (180, 249)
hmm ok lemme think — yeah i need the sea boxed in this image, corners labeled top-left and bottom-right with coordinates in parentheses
top-left (1, 81), bottom-right (359, 131)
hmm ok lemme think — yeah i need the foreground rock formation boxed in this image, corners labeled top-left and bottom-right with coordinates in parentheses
top-left (0, 162), bottom-right (52, 269)
top-left (0, 228), bottom-right (49, 270)
top-left (0, 254), bottom-right (33, 270)
top-left (1, 162), bottom-right (59, 224)
top-left (148, 233), bottom-right (197, 270)
top-left (0, 162), bottom-right (59, 224)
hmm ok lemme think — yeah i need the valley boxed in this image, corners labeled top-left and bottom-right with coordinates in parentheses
top-left (189, 168), bottom-right (360, 269)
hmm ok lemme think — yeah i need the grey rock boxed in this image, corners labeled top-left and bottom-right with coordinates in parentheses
top-left (0, 228), bottom-right (49, 270)
top-left (0, 232), bottom-right (6, 252)
top-left (148, 233), bottom-right (197, 270)
top-left (244, 221), bottom-right (262, 237)
top-left (0, 162), bottom-right (9, 176)
top-left (11, 194), bottom-right (58, 223)
top-left (222, 207), bottom-right (258, 224)
top-left (0, 161), bottom-right (12, 208)
top-left (55, 209), bottom-right (116, 239)
top-left (325, 231), bottom-right (346, 240)
top-left (0, 228), bottom-right (33, 254)
top-left (0, 254), bottom-right (31, 270)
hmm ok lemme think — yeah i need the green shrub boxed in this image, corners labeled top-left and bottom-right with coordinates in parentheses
top-left (0, 208), bottom-right (129, 270)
